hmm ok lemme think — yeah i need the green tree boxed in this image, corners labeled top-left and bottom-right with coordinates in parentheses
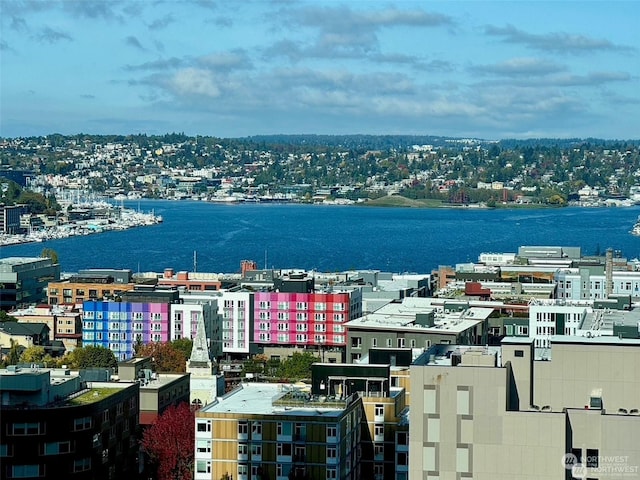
top-left (0, 311), bottom-right (18, 322)
top-left (41, 247), bottom-right (59, 264)
top-left (6, 339), bottom-right (22, 366)
top-left (171, 338), bottom-right (193, 361)
top-left (21, 345), bottom-right (46, 364)
top-left (276, 352), bottom-right (319, 381)
top-left (64, 346), bottom-right (117, 369)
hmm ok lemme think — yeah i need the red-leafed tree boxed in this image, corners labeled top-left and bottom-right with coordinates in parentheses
top-left (141, 402), bottom-right (195, 480)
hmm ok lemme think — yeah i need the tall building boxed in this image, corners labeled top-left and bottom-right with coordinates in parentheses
top-left (409, 336), bottom-right (640, 480)
top-left (194, 382), bottom-right (363, 480)
top-left (0, 366), bottom-right (140, 479)
top-left (0, 257), bottom-right (60, 310)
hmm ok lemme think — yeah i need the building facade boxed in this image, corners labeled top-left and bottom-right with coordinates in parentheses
top-left (409, 336), bottom-right (640, 480)
top-left (0, 257), bottom-right (60, 311)
top-left (0, 366), bottom-right (140, 479)
top-left (195, 382), bottom-right (363, 480)
top-left (253, 289), bottom-right (362, 350)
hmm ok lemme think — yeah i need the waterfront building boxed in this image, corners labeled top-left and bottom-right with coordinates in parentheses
top-left (9, 304), bottom-right (83, 351)
top-left (117, 356), bottom-right (190, 425)
top-left (345, 297), bottom-right (490, 363)
top-left (409, 336), bottom-right (640, 480)
top-left (48, 269), bottom-right (136, 305)
top-left (194, 381), bottom-right (363, 480)
top-left (0, 365), bottom-right (140, 479)
top-left (0, 257), bottom-right (60, 310)
top-left (0, 204), bottom-right (26, 234)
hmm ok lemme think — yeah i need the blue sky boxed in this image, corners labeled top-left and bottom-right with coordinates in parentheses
top-left (1, 0), bottom-right (638, 140)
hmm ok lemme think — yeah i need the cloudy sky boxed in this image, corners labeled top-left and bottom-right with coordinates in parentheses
top-left (1, 0), bottom-right (638, 140)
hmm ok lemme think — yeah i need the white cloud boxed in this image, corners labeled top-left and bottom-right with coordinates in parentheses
top-left (169, 68), bottom-right (220, 98)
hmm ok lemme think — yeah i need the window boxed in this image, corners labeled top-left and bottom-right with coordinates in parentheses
top-left (10, 465), bottom-right (45, 477)
top-left (327, 467), bottom-right (338, 480)
top-left (371, 338), bottom-right (377, 347)
top-left (514, 349), bottom-right (524, 357)
top-left (277, 443), bottom-right (292, 456)
top-left (374, 444), bottom-right (384, 457)
top-left (11, 423), bottom-right (43, 435)
top-left (296, 312), bottom-right (307, 321)
top-left (278, 302), bottom-right (289, 310)
top-left (351, 337), bottom-right (362, 348)
top-left (375, 404), bottom-right (384, 417)
top-left (586, 449), bottom-right (599, 468)
top-left (196, 440), bottom-right (212, 453)
top-left (238, 444), bottom-right (248, 455)
top-left (277, 312), bottom-right (289, 321)
top-left (314, 324), bottom-right (326, 332)
top-left (296, 302), bottom-right (307, 310)
top-left (43, 441), bottom-right (71, 455)
top-left (73, 416), bottom-right (92, 431)
top-left (277, 322), bottom-right (289, 331)
top-left (296, 323), bottom-right (308, 332)
top-left (374, 424), bottom-right (384, 437)
top-left (238, 464), bottom-right (248, 477)
top-left (315, 313), bottom-right (326, 321)
top-left (251, 444), bottom-right (262, 457)
top-left (397, 338), bottom-right (405, 348)
top-left (327, 425), bottom-right (337, 438)
top-left (334, 313), bottom-right (344, 322)
top-left (252, 422), bottom-right (262, 436)
top-left (386, 338), bottom-right (392, 347)
top-left (197, 420), bottom-right (212, 432)
top-left (397, 451), bottom-right (408, 465)
top-left (327, 446), bottom-right (337, 458)
top-left (238, 421), bottom-right (249, 435)
top-left (196, 461), bottom-right (212, 473)
top-left (259, 301), bottom-right (271, 309)
top-left (73, 458), bottom-right (91, 472)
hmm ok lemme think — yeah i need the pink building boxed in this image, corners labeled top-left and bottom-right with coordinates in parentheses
top-left (253, 290), bottom-right (362, 348)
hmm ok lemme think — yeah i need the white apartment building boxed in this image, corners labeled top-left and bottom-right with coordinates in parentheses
top-left (555, 268), bottom-right (640, 300)
top-left (171, 297), bottom-right (221, 356)
top-left (528, 300), bottom-right (592, 348)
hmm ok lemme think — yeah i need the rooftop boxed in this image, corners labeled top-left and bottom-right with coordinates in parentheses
top-left (414, 344), bottom-right (502, 367)
top-left (201, 382), bottom-right (347, 417)
top-left (346, 297), bottom-right (492, 333)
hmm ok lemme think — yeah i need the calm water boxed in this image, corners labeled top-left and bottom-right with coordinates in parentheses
top-left (2, 200), bottom-right (640, 274)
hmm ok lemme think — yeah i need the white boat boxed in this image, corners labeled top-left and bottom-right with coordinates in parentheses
top-left (631, 217), bottom-right (640, 236)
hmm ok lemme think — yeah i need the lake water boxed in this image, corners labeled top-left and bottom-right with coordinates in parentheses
top-left (2, 200), bottom-right (640, 274)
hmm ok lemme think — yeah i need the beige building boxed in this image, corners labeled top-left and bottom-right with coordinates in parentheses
top-left (409, 336), bottom-right (640, 480)
top-left (195, 382), bottom-right (363, 480)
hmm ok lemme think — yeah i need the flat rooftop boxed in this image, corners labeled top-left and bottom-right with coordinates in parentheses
top-left (414, 344), bottom-right (502, 367)
top-left (346, 298), bottom-right (492, 334)
top-left (201, 383), bottom-right (346, 417)
top-left (580, 308), bottom-right (640, 330)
